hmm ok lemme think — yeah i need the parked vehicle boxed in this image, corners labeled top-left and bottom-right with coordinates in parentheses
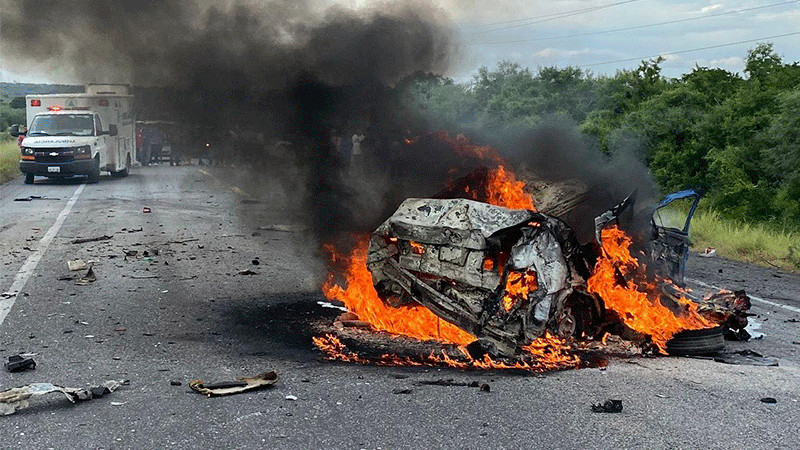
top-left (10, 84), bottom-right (135, 184)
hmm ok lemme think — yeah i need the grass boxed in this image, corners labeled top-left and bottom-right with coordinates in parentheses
top-left (0, 138), bottom-right (21, 184)
top-left (689, 207), bottom-right (800, 272)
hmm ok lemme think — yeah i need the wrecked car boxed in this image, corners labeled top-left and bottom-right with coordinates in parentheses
top-left (366, 189), bottom-right (708, 356)
top-left (367, 198), bottom-right (603, 356)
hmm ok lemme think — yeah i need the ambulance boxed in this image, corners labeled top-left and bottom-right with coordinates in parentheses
top-left (10, 84), bottom-right (135, 184)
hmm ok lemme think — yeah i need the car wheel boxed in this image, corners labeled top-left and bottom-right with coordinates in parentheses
top-left (87, 157), bottom-right (100, 184)
top-left (24, 173), bottom-right (34, 184)
top-left (666, 326), bottom-right (725, 355)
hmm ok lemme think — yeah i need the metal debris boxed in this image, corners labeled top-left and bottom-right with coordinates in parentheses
top-left (71, 235), bottom-right (113, 244)
top-left (67, 259), bottom-right (87, 271)
top-left (5, 355), bottom-right (36, 372)
top-left (189, 371), bottom-right (278, 397)
top-left (0, 380), bottom-right (124, 415)
top-left (74, 267), bottom-right (97, 285)
top-left (591, 399), bottom-right (623, 413)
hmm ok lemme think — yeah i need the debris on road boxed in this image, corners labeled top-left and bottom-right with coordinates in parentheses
top-left (392, 388), bottom-right (412, 394)
top-left (238, 269), bottom-right (258, 276)
top-left (170, 381), bottom-right (182, 386)
top-left (67, 259), bottom-right (87, 271)
top-left (712, 350), bottom-right (778, 367)
top-left (142, 207), bottom-right (151, 213)
top-left (284, 394), bottom-right (298, 401)
top-left (74, 267), bottom-right (97, 285)
top-left (13, 195), bottom-right (60, 202)
top-left (71, 235), bottom-right (113, 244)
top-left (167, 238), bottom-right (199, 244)
top-left (591, 399), bottom-right (623, 413)
top-left (479, 383), bottom-right (491, 392)
top-left (697, 290), bottom-right (752, 341)
top-left (698, 247), bottom-right (717, 258)
top-left (189, 371), bottom-right (278, 397)
top-left (317, 301), bottom-right (348, 312)
top-left (760, 397), bottom-right (777, 404)
top-left (0, 380), bottom-right (125, 415)
top-left (5, 355), bottom-right (36, 372)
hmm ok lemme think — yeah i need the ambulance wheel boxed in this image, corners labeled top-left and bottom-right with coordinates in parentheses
top-left (88, 157), bottom-right (100, 184)
top-left (112, 154), bottom-right (130, 178)
top-left (24, 173), bottom-right (34, 184)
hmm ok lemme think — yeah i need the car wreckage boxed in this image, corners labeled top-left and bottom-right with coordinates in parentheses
top-left (366, 189), bottom-right (706, 356)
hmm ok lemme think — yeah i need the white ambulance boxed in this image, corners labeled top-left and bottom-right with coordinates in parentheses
top-left (11, 84), bottom-right (135, 184)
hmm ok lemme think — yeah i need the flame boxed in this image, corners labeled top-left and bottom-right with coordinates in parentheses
top-left (501, 270), bottom-right (538, 312)
top-left (587, 226), bottom-right (714, 352)
top-left (409, 241), bottom-right (425, 255)
top-left (483, 165), bottom-right (535, 210)
top-left (312, 334), bottom-right (580, 373)
top-left (323, 243), bottom-right (475, 345)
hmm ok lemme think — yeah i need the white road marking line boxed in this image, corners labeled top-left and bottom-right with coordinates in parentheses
top-left (0, 184), bottom-right (85, 327)
top-left (686, 277), bottom-right (800, 314)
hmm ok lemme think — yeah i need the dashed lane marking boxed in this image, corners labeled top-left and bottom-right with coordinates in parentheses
top-left (0, 184), bottom-right (85, 327)
top-left (686, 277), bottom-right (800, 314)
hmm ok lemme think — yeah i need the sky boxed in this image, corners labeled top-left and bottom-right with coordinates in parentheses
top-left (1, 0), bottom-right (798, 83)
top-left (444, 0), bottom-right (800, 80)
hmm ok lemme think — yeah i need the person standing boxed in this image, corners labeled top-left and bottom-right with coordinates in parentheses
top-left (149, 127), bottom-right (163, 165)
top-left (351, 132), bottom-right (364, 168)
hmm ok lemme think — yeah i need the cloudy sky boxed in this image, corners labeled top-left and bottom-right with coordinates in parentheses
top-left (444, 0), bottom-right (800, 80)
top-left (1, 0), bottom-right (798, 83)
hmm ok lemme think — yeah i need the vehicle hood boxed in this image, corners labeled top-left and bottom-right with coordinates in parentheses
top-left (22, 136), bottom-right (94, 148)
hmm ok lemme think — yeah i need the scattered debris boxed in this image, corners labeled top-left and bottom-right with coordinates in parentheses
top-left (170, 381), bottom-right (182, 386)
top-left (392, 388), bottom-right (413, 394)
top-left (0, 380), bottom-right (125, 415)
top-left (591, 399), bottom-right (623, 413)
top-left (124, 249), bottom-right (138, 257)
top-left (142, 207), bottom-right (151, 213)
top-left (14, 195), bottom-right (60, 202)
top-left (67, 259), bottom-right (87, 271)
top-left (712, 350), bottom-right (778, 367)
top-left (129, 274), bottom-right (159, 279)
top-left (114, 327), bottom-right (127, 333)
top-left (317, 301), bottom-right (348, 312)
top-left (167, 238), bottom-right (199, 244)
top-left (698, 247), bottom-right (717, 258)
top-left (251, 259), bottom-right (260, 265)
top-left (760, 397), bottom-right (777, 404)
top-left (5, 355), bottom-right (36, 372)
top-left (258, 224), bottom-right (302, 233)
top-left (74, 267), bottom-right (96, 286)
top-left (71, 235), bottom-right (113, 245)
top-left (238, 269), bottom-right (258, 276)
top-left (1, 292), bottom-right (16, 299)
top-left (697, 290), bottom-right (751, 341)
top-left (479, 383), bottom-right (491, 392)
top-left (189, 371), bottom-right (278, 397)
top-left (284, 394), bottom-right (298, 401)
top-left (418, 379), bottom-right (475, 387)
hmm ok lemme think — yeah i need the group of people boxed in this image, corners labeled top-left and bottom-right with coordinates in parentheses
top-left (330, 130), bottom-right (369, 168)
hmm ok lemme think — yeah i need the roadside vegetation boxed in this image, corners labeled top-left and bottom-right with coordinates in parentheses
top-left (690, 208), bottom-right (800, 272)
top-left (0, 135), bottom-right (20, 184)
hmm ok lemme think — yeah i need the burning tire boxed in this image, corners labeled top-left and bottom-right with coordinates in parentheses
top-left (665, 327), bottom-right (725, 355)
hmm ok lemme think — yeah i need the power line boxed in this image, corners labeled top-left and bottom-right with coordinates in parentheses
top-left (577, 31), bottom-right (800, 67)
top-left (466, 0), bottom-right (641, 35)
top-left (467, 0), bottom-right (800, 46)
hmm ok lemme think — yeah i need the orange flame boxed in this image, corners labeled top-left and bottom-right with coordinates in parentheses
top-left (323, 243), bottom-right (475, 345)
top-left (409, 241), bottom-right (425, 255)
top-left (587, 226), bottom-right (714, 352)
top-left (501, 270), bottom-right (538, 312)
top-left (312, 334), bottom-right (580, 373)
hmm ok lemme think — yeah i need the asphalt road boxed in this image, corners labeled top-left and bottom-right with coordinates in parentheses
top-left (1, 165), bottom-right (799, 449)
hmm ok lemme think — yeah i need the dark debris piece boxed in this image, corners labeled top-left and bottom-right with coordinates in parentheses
top-left (760, 397), bottom-right (777, 404)
top-left (592, 399), bottom-right (623, 413)
top-left (5, 355), bottom-right (36, 372)
top-left (392, 388), bottom-right (412, 395)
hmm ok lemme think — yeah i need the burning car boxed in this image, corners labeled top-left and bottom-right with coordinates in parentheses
top-left (364, 188), bottom-right (713, 357)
